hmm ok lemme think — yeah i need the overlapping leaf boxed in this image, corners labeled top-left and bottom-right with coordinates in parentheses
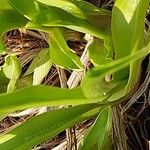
top-left (112, 0), bottom-right (150, 85)
top-left (0, 86), bottom-right (100, 116)
top-left (88, 38), bottom-right (113, 67)
top-left (36, 0), bottom-right (111, 26)
top-left (24, 49), bottom-right (50, 76)
top-left (3, 55), bottom-right (21, 92)
top-left (33, 60), bottom-right (52, 85)
top-left (82, 42), bottom-right (150, 101)
top-left (79, 106), bottom-right (112, 150)
top-left (0, 104), bottom-right (100, 150)
top-left (50, 37), bottom-right (80, 69)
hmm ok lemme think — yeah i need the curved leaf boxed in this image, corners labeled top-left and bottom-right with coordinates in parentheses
top-left (36, 0), bottom-right (86, 19)
top-left (0, 86), bottom-right (99, 115)
top-left (88, 38), bottom-right (113, 67)
top-left (33, 60), bottom-right (52, 85)
top-left (8, 0), bottom-right (37, 20)
top-left (8, 0), bottom-right (113, 51)
top-left (0, 104), bottom-right (100, 150)
top-left (24, 48), bottom-right (50, 76)
top-left (50, 28), bottom-right (83, 69)
top-left (32, 2), bottom-right (112, 50)
top-left (79, 106), bottom-right (112, 150)
top-left (82, 43), bottom-right (150, 100)
top-left (36, 0), bottom-right (111, 26)
top-left (50, 37), bottom-right (80, 69)
top-left (112, 0), bottom-right (150, 82)
top-left (3, 55), bottom-right (21, 93)
top-left (0, 4), bottom-right (27, 34)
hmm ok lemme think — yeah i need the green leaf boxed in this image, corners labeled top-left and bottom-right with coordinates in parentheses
top-left (0, 3), bottom-right (28, 33)
top-left (82, 43), bottom-right (150, 100)
top-left (79, 106), bottom-right (112, 150)
top-left (8, 0), bottom-right (37, 20)
top-left (50, 28), bottom-right (83, 69)
top-left (0, 104), bottom-right (100, 150)
top-left (50, 37), bottom-right (80, 69)
top-left (127, 0), bottom-right (149, 93)
top-left (36, 0), bottom-right (86, 19)
top-left (0, 86), bottom-right (100, 115)
top-left (33, 60), bottom-right (52, 85)
top-left (9, 0), bottom-right (107, 40)
top-left (28, 2), bottom-right (112, 50)
top-left (3, 55), bottom-right (21, 93)
top-left (36, 0), bottom-right (111, 26)
top-left (112, 0), bottom-right (150, 82)
top-left (8, 0), bottom-right (112, 51)
top-left (88, 38), bottom-right (113, 67)
top-left (112, 0), bottom-right (149, 58)
top-left (24, 49), bottom-right (50, 76)
top-left (0, 39), bottom-right (6, 54)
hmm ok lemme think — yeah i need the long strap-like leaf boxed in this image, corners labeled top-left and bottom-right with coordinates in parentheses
top-left (0, 104), bottom-right (100, 150)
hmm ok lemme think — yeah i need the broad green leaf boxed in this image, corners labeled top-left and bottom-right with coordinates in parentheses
top-left (30, 3), bottom-right (112, 50)
top-left (50, 37), bottom-right (80, 69)
top-left (79, 106), bottom-right (112, 150)
top-left (3, 55), bottom-right (21, 92)
top-left (21, 24), bottom-right (73, 70)
top-left (36, 0), bottom-right (111, 26)
top-left (8, 0), bottom-right (37, 20)
top-left (9, 0), bottom-right (108, 41)
top-left (112, 0), bottom-right (150, 82)
top-left (124, 0), bottom-right (149, 93)
top-left (82, 43), bottom-right (150, 100)
top-left (8, 0), bottom-right (112, 51)
top-left (24, 49), bottom-right (50, 76)
top-left (0, 104), bottom-right (100, 150)
top-left (88, 38), bottom-right (113, 67)
top-left (112, 0), bottom-right (149, 58)
top-left (36, 0), bottom-right (85, 19)
top-left (33, 60), bottom-right (52, 85)
top-left (50, 28), bottom-right (83, 69)
top-left (0, 2), bottom-right (28, 33)
top-left (0, 86), bottom-right (99, 115)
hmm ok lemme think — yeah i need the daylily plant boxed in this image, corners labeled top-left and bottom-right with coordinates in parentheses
top-left (0, 0), bottom-right (149, 149)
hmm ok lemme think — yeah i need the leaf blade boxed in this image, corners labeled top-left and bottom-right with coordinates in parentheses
top-left (0, 104), bottom-right (100, 150)
top-left (0, 86), bottom-right (99, 115)
top-left (79, 106), bottom-right (112, 150)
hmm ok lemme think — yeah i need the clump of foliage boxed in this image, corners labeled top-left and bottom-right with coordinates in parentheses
top-left (0, 0), bottom-right (149, 149)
